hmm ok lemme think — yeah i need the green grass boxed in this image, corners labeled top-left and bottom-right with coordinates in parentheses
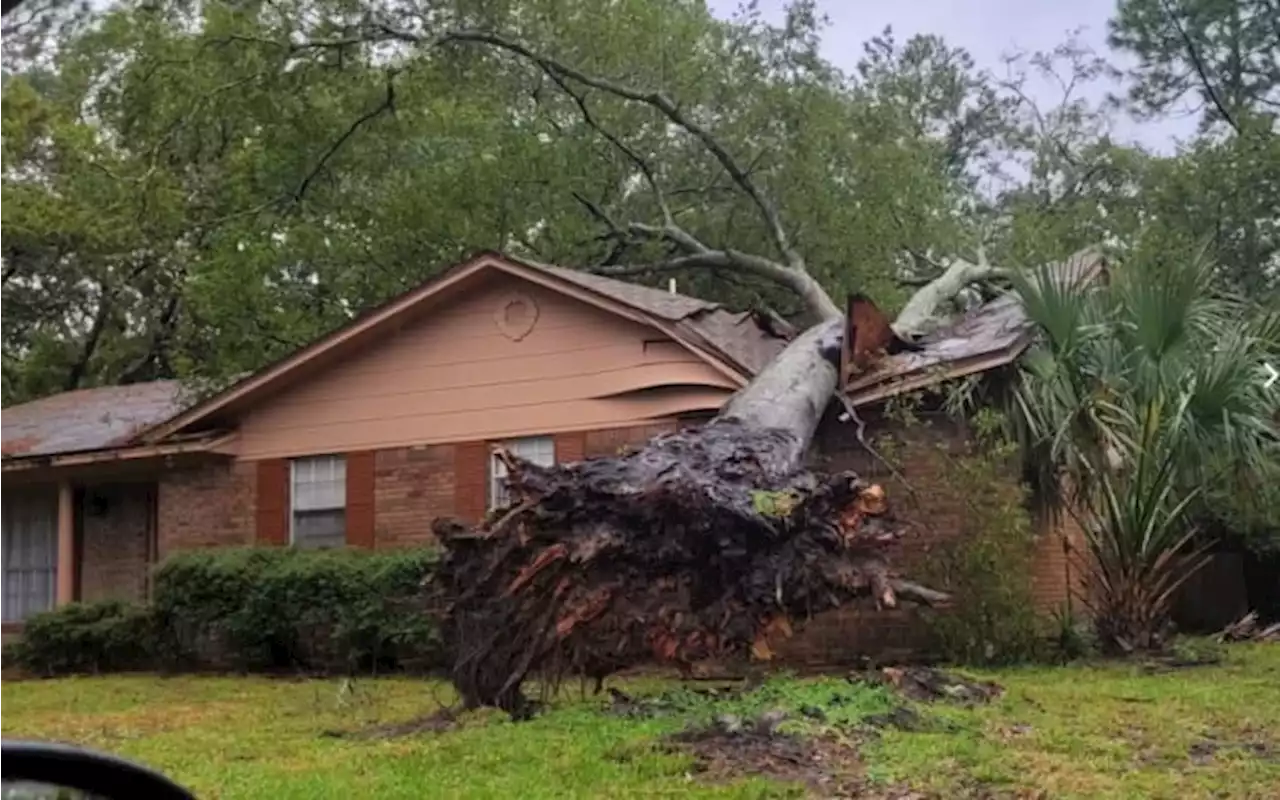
top-left (3, 644), bottom-right (1279, 799)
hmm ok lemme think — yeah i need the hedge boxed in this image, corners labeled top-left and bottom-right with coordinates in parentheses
top-left (11, 547), bottom-right (443, 677)
top-left (12, 600), bottom-right (156, 675)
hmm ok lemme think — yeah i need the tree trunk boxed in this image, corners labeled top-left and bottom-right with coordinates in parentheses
top-left (429, 315), bottom-right (946, 716)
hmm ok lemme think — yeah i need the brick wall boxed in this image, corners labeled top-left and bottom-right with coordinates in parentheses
top-left (143, 419), bottom-right (1083, 666)
top-left (374, 444), bottom-right (457, 548)
top-left (79, 484), bottom-right (152, 604)
top-left (131, 414), bottom-right (1091, 669)
top-left (775, 408), bottom-right (1085, 666)
top-left (585, 422), bottom-right (678, 458)
top-left (156, 460), bottom-right (256, 559)
top-left (151, 424), bottom-right (687, 556)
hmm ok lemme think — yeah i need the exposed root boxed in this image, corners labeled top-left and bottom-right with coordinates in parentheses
top-left (427, 418), bottom-right (948, 716)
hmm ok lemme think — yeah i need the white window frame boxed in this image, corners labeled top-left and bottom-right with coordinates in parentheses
top-left (489, 436), bottom-right (555, 511)
top-left (290, 454), bottom-right (347, 549)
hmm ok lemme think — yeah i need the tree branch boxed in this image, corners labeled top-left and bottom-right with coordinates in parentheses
top-left (1158, 0), bottom-right (1240, 133)
top-left (892, 242), bottom-right (1007, 338)
top-left (540, 70), bottom-right (709, 255)
top-left (292, 69), bottom-right (399, 204)
top-left (431, 28), bottom-right (805, 272)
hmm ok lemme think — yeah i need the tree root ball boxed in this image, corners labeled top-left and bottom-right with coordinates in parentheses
top-left (425, 418), bottom-right (947, 716)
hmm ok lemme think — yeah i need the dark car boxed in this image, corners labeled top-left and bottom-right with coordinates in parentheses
top-left (2, 741), bottom-right (196, 800)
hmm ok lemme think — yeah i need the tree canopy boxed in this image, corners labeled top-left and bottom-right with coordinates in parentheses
top-left (3, 0), bottom-right (1277, 548)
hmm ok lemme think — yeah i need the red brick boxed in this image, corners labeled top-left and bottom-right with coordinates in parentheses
top-left (554, 432), bottom-right (586, 463)
top-left (79, 483), bottom-right (152, 603)
top-left (776, 408), bottom-right (1086, 666)
top-left (375, 445), bottom-right (456, 547)
top-left (156, 460), bottom-right (256, 559)
top-left (585, 422), bottom-right (677, 458)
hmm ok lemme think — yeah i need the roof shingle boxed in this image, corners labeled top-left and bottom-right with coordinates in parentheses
top-left (2, 381), bottom-right (185, 457)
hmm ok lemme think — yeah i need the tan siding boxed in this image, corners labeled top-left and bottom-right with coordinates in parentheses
top-left (235, 280), bottom-right (736, 459)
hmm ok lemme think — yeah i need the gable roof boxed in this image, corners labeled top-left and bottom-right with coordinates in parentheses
top-left (133, 251), bottom-right (790, 445)
top-left (1, 381), bottom-right (186, 458)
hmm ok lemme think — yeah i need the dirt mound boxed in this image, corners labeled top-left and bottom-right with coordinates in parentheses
top-left (667, 713), bottom-right (925, 799)
top-left (854, 666), bottom-right (1003, 705)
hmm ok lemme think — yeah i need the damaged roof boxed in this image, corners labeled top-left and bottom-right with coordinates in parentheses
top-left (539, 263), bottom-right (789, 375)
top-left (2, 248), bottom-right (1100, 461)
top-left (844, 248), bottom-right (1107, 405)
top-left (1, 380), bottom-right (186, 458)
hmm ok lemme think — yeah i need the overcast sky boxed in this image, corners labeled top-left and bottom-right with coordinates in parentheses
top-left (706, 0), bottom-right (1200, 154)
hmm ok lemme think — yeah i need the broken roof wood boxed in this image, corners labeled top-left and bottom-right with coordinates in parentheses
top-left (842, 247), bottom-right (1107, 406)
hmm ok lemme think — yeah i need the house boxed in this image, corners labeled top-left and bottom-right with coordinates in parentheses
top-left (1, 250), bottom-right (1097, 659)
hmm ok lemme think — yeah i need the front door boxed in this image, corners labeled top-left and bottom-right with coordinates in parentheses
top-left (2, 490), bottom-right (58, 623)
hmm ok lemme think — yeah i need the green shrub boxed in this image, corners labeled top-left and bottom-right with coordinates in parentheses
top-left (14, 600), bottom-right (156, 676)
top-left (915, 414), bottom-right (1047, 666)
top-left (152, 547), bottom-right (442, 674)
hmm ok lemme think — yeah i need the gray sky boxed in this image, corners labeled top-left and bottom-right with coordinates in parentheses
top-left (707, 0), bottom-right (1200, 153)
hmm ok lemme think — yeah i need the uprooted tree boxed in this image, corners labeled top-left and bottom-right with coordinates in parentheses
top-left (365, 28), bottom-right (1009, 714)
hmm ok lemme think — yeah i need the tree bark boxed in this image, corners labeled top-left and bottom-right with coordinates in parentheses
top-left (893, 251), bottom-right (1005, 339)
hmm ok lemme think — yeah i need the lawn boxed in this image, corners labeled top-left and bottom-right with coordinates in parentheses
top-left (3, 644), bottom-right (1278, 799)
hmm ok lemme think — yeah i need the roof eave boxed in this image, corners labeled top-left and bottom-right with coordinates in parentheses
top-left (1, 431), bottom-right (237, 473)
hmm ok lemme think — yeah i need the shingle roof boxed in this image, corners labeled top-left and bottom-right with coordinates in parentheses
top-left (536, 262), bottom-right (789, 375)
top-left (2, 381), bottom-right (185, 457)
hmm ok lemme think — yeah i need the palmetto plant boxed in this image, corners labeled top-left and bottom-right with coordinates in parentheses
top-left (1008, 249), bottom-right (1280, 652)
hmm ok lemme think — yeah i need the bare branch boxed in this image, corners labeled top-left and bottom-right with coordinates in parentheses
top-left (539, 70), bottom-right (710, 255)
top-left (893, 243), bottom-right (1008, 338)
top-left (433, 29), bottom-right (806, 272)
top-left (1157, 0), bottom-right (1240, 133)
top-left (223, 23), bottom-right (841, 319)
top-left (292, 69), bottom-right (399, 204)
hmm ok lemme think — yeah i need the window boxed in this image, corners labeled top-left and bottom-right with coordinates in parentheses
top-left (291, 455), bottom-right (346, 549)
top-left (2, 493), bottom-right (58, 623)
top-left (489, 436), bottom-right (555, 511)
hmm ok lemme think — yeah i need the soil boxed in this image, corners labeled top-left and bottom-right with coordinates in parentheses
top-left (852, 666), bottom-right (1004, 705)
top-left (665, 725), bottom-right (925, 799)
top-left (324, 707), bottom-right (462, 739)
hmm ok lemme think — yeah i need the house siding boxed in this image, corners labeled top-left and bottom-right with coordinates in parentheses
top-left (231, 278), bottom-right (738, 460)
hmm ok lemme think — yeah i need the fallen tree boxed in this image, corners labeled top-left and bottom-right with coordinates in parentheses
top-left (382, 26), bottom-right (1011, 715)
top-left (430, 320), bottom-right (949, 714)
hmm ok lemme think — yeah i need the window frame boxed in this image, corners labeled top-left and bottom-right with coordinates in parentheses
top-left (289, 454), bottom-right (348, 549)
top-left (489, 435), bottom-right (556, 511)
top-left (1, 492), bottom-right (58, 623)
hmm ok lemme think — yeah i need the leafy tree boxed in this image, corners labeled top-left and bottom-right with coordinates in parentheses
top-left (3, 0), bottom-right (994, 400)
top-left (1109, 0), bottom-right (1280, 133)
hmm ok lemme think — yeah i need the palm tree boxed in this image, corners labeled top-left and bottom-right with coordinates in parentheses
top-left (1008, 249), bottom-right (1280, 652)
